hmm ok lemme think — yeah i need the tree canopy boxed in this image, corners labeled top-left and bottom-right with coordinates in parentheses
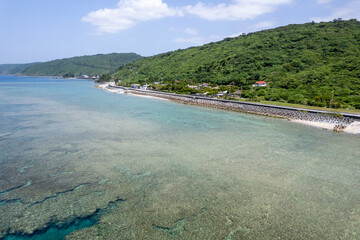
top-left (0, 63), bottom-right (39, 75)
top-left (114, 19), bottom-right (360, 109)
top-left (21, 53), bottom-right (142, 76)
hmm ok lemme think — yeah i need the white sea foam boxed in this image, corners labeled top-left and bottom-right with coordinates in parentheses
top-left (0, 132), bottom-right (11, 138)
top-left (96, 82), bottom-right (125, 94)
top-left (290, 119), bottom-right (336, 131)
top-left (290, 119), bottom-right (360, 134)
top-left (344, 121), bottom-right (360, 134)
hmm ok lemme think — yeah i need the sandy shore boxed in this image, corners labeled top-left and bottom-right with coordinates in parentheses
top-left (96, 83), bottom-right (359, 134)
top-left (291, 119), bottom-right (360, 134)
top-left (95, 83), bottom-right (168, 101)
top-left (126, 92), bottom-right (169, 101)
top-left (95, 82), bottom-right (124, 94)
top-left (291, 119), bottom-right (337, 131)
top-left (344, 121), bottom-right (360, 134)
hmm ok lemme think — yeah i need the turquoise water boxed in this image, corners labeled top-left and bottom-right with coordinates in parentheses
top-left (5, 218), bottom-right (96, 240)
top-left (0, 76), bottom-right (359, 239)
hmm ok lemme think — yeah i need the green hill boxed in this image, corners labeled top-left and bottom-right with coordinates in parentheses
top-left (0, 63), bottom-right (39, 75)
top-left (114, 19), bottom-right (360, 109)
top-left (22, 53), bottom-right (142, 76)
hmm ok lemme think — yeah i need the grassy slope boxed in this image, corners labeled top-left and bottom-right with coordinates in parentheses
top-left (114, 20), bottom-right (360, 109)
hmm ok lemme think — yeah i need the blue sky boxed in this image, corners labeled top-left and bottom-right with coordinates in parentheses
top-left (1, 0), bottom-right (359, 64)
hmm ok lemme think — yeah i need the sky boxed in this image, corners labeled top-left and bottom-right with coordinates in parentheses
top-left (0, 0), bottom-right (359, 64)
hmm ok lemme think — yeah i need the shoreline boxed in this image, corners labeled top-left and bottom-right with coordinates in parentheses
top-left (126, 92), bottom-right (169, 101)
top-left (95, 83), bottom-right (168, 101)
top-left (290, 119), bottom-right (360, 134)
top-left (290, 119), bottom-right (337, 131)
top-left (97, 83), bottom-right (360, 134)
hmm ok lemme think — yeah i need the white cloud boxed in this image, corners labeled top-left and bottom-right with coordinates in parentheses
top-left (82, 0), bottom-right (182, 33)
top-left (173, 35), bottom-right (222, 45)
top-left (185, 0), bottom-right (292, 21)
top-left (184, 28), bottom-right (198, 35)
top-left (253, 20), bottom-right (275, 29)
top-left (316, 0), bottom-right (332, 4)
top-left (168, 27), bottom-right (199, 35)
top-left (229, 32), bottom-right (245, 38)
top-left (173, 37), bottom-right (204, 44)
top-left (172, 30), bottom-right (246, 45)
top-left (312, 1), bottom-right (360, 22)
top-left (83, 0), bottom-right (293, 33)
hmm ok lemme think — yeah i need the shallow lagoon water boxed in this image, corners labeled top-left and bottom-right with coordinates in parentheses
top-left (0, 76), bottom-right (359, 239)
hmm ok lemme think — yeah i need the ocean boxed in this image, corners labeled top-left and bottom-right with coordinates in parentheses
top-left (0, 76), bottom-right (359, 239)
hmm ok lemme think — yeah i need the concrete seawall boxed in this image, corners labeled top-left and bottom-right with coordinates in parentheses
top-left (108, 85), bottom-right (360, 131)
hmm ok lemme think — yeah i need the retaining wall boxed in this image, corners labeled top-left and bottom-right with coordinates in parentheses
top-left (108, 86), bottom-right (359, 127)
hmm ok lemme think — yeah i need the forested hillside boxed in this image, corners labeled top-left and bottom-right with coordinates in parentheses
top-left (114, 19), bottom-right (360, 109)
top-left (22, 53), bottom-right (142, 76)
top-left (0, 63), bottom-right (39, 75)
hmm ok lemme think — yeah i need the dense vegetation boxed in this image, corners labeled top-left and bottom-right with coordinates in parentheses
top-left (0, 63), bottom-right (39, 75)
top-left (114, 19), bottom-right (360, 109)
top-left (21, 53), bottom-right (142, 76)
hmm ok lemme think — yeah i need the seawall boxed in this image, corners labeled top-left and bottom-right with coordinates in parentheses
top-left (108, 85), bottom-right (360, 131)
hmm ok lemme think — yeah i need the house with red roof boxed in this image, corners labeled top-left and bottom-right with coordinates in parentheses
top-left (252, 81), bottom-right (267, 87)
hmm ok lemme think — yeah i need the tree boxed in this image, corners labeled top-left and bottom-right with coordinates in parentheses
top-left (62, 73), bottom-right (74, 78)
top-left (97, 73), bottom-right (111, 83)
top-left (112, 20), bottom-right (360, 109)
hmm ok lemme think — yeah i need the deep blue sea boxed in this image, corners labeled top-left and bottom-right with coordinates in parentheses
top-left (0, 76), bottom-right (359, 239)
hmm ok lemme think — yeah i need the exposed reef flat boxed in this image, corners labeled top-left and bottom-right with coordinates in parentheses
top-left (1, 77), bottom-right (359, 239)
top-left (0, 179), bottom-right (130, 238)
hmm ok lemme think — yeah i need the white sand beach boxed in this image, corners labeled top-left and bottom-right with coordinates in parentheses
top-left (291, 119), bottom-right (360, 134)
top-left (96, 83), bottom-right (168, 101)
top-left (290, 119), bottom-right (337, 131)
top-left (126, 92), bottom-right (169, 101)
top-left (344, 121), bottom-right (360, 134)
top-left (95, 82), bottom-right (124, 94)
top-left (96, 83), bottom-right (359, 134)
